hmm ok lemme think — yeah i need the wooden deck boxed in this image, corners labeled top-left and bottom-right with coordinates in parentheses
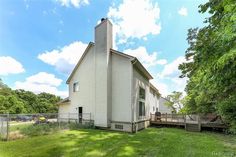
top-left (150, 114), bottom-right (227, 132)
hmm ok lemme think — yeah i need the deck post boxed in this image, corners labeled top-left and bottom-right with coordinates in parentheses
top-left (184, 114), bottom-right (186, 130)
top-left (184, 114), bottom-right (186, 123)
top-left (198, 114), bottom-right (201, 131)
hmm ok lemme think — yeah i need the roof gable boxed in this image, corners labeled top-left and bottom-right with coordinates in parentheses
top-left (66, 42), bottom-right (94, 84)
top-left (66, 43), bottom-right (153, 84)
top-left (110, 49), bottom-right (153, 80)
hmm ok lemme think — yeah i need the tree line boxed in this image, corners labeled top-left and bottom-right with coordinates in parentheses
top-left (176, 0), bottom-right (236, 132)
top-left (0, 79), bottom-right (61, 114)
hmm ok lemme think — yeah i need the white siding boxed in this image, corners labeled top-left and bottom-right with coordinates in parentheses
top-left (58, 103), bottom-right (70, 119)
top-left (68, 46), bottom-right (95, 120)
top-left (149, 89), bottom-right (159, 114)
top-left (111, 53), bottom-right (132, 122)
top-left (132, 67), bottom-right (150, 122)
top-left (159, 97), bottom-right (172, 114)
top-left (58, 103), bottom-right (70, 114)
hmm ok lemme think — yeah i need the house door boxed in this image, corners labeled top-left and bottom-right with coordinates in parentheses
top-left (78, 107), bottom-right (83, 123)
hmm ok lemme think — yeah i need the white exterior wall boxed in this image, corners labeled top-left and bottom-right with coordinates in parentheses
top-left (111, 53), bottom-right (132, 123)
top-left (149, 89), bottom-right (159, 114)
top-left (159, 97), bottom-right (172, 114)
top-left (58, 103), bottom-right (70, 114)
top-left (94, 20), bottom-right (113, 127)
top-left (68, 46), bottom-right (95, 120)
top-left (132, 67), bottom-right (150, 122)
top-left (58, 103), bottom-right (70, 118)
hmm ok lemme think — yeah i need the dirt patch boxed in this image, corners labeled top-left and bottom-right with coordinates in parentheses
top-left (8, 131), bottom-right (25, 140)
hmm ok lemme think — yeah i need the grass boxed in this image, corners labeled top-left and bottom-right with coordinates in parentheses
top-left (10, 123), bottom-right (32, 132)
top-left (0, 127), bottom-right (236, 157)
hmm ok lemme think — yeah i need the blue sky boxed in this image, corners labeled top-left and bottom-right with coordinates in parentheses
top-left (0, 0), bottom-right (208, 97)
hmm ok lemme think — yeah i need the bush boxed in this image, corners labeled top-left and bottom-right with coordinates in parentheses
top-left (20, 123), bottom-right (59, 137)
top-left (69, 121), bottom-right (94, 130)
top-left (217, 96), bottom-right (236, 134)
top-left (19, 121), bottom-right (95, 137)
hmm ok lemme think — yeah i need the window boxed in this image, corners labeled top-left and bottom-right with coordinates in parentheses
top-left (139, 102), bottom-right (145, 116)
top-left (73, 82), bottom-right (79, 92)
top-left (115, 124), bottom-right (123, 130)
top-left (138, 87), bottom-right (146, 117)
top-left (139, 88), bottom-right (145, 100)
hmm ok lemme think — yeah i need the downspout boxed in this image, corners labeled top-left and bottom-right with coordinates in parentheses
top-left (94, 47), bottom-right (96, 127)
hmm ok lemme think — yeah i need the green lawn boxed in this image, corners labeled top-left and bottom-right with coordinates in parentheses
top-left (0, 128), bottom-right (235, 157)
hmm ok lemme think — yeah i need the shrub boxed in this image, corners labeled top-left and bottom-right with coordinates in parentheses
top-left (69, 121), bottom-right (94, 130)
top-left (20, 123), bottom-right (59, 137)
top-left (217, 96), bottom-right (236, 134)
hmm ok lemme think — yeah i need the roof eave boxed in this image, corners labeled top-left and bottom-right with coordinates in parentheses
top-left (132, 58), bottom-right (153, 80)
top-left (57, 97), bottom-right (70, 105)
top-left (150, 83), bottom-right (161, 96)
top-left (110, 49), bottom-right (135, 60)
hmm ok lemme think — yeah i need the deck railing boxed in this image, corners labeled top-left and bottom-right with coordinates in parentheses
top-left (150, 113), bottom-right (225, 124)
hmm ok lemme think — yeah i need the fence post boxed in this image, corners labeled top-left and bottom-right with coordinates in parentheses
top-left (58, 113), bottom-right (61, 130)
top-left (165, 113), bottom-right (167, 122)
top-left (6, 113), bottom-right (9, 141)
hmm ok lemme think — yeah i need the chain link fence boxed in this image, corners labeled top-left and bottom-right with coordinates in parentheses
top-left (0, 113), bottom-right (93, 141)
top-left (0, 114), bottom-right (8, 140)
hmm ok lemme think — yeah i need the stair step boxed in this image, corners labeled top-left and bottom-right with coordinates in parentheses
top-left (185, 123), bottom-right (201, 132)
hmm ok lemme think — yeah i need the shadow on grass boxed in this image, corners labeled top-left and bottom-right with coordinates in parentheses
top-left (1, 128), bottom-right (236, 157)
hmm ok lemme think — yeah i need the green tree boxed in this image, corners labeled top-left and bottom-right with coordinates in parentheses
top-left (165, 91), bottom-right (183, 113)
top-left (0, 80), bottom-right (61, 114)
top-left (179, 0), bottom-right (236, 131)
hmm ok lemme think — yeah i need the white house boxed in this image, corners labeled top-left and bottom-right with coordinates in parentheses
top-left (149, 84), bottom-right (173, 115)
top-left (58, 18), bottom-right (171, 132)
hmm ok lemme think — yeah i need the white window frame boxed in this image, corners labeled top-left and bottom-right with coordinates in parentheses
top-left (138, 87), bottom-right (146, 119)
top-left (73, 82), bottom-right (79, 92)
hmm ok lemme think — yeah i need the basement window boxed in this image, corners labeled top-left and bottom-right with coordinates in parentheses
top-left (73, 82), bottom-right (79, 92)
top-left (115, 124), bottom-right (123, 130)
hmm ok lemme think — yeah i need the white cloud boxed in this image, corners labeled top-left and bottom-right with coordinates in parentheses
top-left (151, 77), bottom-right (187, 97)
top-left (178, 7), bottom-right (188, 16)
top-left (108, 0), bottom-right (161, 44)
top-left (15, 72), bottom-right (67, 98)
top-left (25, 72), bottom-right (62, 86)
top-left (0, 56), bottom-right (25, 76)
top-left (150, 79), bottom-right (169, 97)
top-left (170, 77), bottom-right (187, 95)
top-left (123, 46), bottom-right (167, 68)
top-left (154, 56), bottom-right (188, 96)
top-left (160, 56), bottom-right (185, 77)
top-left (57, 0), bottom-right (89, 8)
top-left (38, 41), bottom-right (87, 74)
